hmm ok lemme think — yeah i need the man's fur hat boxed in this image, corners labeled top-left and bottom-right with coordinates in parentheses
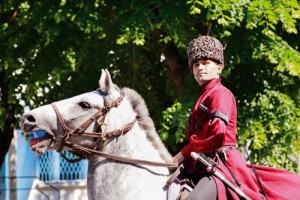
top-left (187, 35), bottom-right (224, 68)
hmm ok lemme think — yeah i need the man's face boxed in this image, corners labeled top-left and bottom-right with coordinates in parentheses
top-left (192, 59), bottom-right (223, 86)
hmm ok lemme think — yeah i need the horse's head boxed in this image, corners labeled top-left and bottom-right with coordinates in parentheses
top-left (20, 69), bottom-right (124, 155)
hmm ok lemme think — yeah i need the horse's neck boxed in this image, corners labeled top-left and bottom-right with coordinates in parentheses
top-left (86, 125), bottom-right (170, 200)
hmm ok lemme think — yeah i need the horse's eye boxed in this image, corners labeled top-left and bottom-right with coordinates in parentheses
top-left (78, 102), bottom-right (91, 109)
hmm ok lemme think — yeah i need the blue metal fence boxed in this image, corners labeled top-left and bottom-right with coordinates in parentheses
top-left (39, 151), bottom-right (88, 181)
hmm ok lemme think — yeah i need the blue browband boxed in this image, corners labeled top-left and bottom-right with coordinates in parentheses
top-left (96, 89), bottom-right (108, 96)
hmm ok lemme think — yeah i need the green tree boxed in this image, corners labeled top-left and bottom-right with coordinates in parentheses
top-left (0, 0), bottom-right (299, 172)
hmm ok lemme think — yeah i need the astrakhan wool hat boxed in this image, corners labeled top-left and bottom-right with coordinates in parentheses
top-left (187, 35), bottom-right (224, 67)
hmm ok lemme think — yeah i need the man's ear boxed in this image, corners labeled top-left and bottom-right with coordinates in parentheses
top-left (217, 64), bottom-right (224, 75)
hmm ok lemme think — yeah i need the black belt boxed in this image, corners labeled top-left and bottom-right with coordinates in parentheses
top-left (216, 145), bottom-right (241, 187)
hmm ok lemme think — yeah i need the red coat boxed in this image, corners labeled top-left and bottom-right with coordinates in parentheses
top-left (180, 78), bottom-right (300, 199)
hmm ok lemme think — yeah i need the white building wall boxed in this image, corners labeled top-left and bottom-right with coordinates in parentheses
top-left (28, 179), bottom-right (88, 200)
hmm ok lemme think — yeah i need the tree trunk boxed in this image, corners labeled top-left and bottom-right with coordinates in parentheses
top-left (161, 42), bottom-right (186, 99)
top-left (0, 69), bottom-right (15, 167)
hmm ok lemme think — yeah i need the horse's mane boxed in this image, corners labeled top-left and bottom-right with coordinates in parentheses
top-left (121, 87), bottom-right (173, 163)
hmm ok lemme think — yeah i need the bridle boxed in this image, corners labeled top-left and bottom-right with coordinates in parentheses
top-left (51, 89), bottom-right (135, 161)
top-left (50, 89), bottom-right (178, 169)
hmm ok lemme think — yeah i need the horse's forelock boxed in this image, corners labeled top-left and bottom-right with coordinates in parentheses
top-left (121, 87), bottom-right (172, 162)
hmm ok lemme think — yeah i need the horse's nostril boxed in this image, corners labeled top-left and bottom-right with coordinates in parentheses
top-left (20, 113), bottom-right (38, 132)
top-left (25, 114), bottom-right (36, 123)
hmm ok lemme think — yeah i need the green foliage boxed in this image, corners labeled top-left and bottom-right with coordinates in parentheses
top-left (246, 0), bottom-right (300, 78)
top-left (159, 101), bottom-right (192, 153)
top-left (187, 0), bottom-right (250, 37)
top-left (252, 38), bottom-right (300, 77)
top-left (246, 0), bottom-right (300, 34)
top-left (238, 90), bottom-right (300, 172)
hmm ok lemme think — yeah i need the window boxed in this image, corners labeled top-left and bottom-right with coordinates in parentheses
top-left (39, 151), bottom-right (87, 181)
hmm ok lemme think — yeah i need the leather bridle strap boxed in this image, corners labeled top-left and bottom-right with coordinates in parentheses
top-left (51, 102), bottom-right (107, 153)
top-left (51, 103), bottom-right (73, 153)
top-left (72, 119), bottom-right (138, 150)
top-left (64, 142), bottom-right (179, 168)
top-left (52, 92), bottom-right (125, 135)
top-left (50, 91), bottom-right (126, 157)
top-left (52, 103), bottom-right (72, 132)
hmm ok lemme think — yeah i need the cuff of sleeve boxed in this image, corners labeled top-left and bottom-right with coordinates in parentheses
top-left (181, 144), bottom-right (193, 158)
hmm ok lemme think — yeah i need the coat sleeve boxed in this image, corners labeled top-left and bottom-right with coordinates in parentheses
top-left (181, 88), bottom-right (234, 158)
top-left (181, 118), bottom-right (226, 157)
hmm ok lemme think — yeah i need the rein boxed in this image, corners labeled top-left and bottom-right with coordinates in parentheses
top-left (51, 90), bottom-right (178, 169)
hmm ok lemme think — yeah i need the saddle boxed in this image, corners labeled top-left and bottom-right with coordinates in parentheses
top-left (166, 164), bottom-right (195, 200)
top-left (167, 177), bottom-right (194, 200)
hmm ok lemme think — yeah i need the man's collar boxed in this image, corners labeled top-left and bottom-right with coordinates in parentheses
top-left (200, 78), bottom-right (221, 92)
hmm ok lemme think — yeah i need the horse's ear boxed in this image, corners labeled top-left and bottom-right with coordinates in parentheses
top-left (99, 69), bottom-right (114, 93)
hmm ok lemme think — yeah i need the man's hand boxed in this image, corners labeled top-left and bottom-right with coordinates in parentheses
top-left (173, 152), bottom-right (185, 163)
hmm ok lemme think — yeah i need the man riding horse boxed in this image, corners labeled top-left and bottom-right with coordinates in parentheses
top-left (173, 35), bottom-right (300, 200)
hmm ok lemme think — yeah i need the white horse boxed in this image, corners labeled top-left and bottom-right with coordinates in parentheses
top-left (20, 69), bottom-right (180, 200)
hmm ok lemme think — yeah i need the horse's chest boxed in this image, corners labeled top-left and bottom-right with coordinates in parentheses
top-left (87, 161), bottom-right (168, 200)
